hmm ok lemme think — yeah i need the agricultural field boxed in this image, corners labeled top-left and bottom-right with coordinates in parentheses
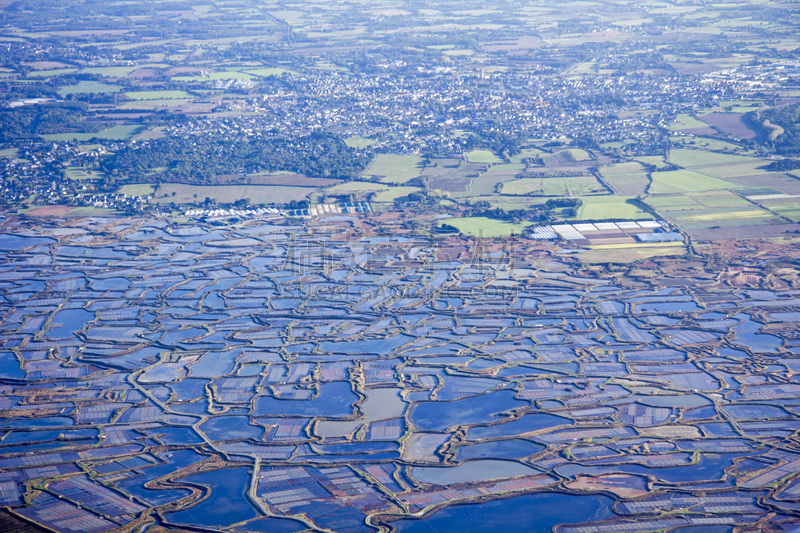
top-left (648, 169), bottom-right (736, 194)
top-left (119, 184), bottom-right (156, 196)
top-left (64, 168), bottom-right (106, 182)
top-left (669, 113), bottom-right (713, 133)
top-left (574, 196), bottom-right (653, 221)
top-left (371, 186), bottom-right (424, 203)
top-left (542, 148), bottom-right (593, 167)
top-left (467, 164), bottom-right (525, 196)
top-left (598, 162), bottom-right (650, 196)
top-left (500, 176), bottom-right (607, 196)
top-left (153, 183), bottom-right (313, 205)
top-left (360, 154), bottom-right (424, 183)
top-left (465, 149), bottom-right (504, 164)
top-left (124, 90), bottom-right (194, 100)
top-left (444, 216), bottom-right (532, 237)
top-left (57, 81), bottom-right (122, 96)
top-left (43, 125), bottom-right (143, 142)
top-left (344, 136), bottom-right (377, 149)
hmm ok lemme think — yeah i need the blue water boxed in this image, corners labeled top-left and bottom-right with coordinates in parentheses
top-left (47, 308), bottom-right (93, 338)
top-left (200, 416), bottom-right (263, 441)
top-left (392, 492), bottom-right (614, 532)
top-left (319, 334), bottom-right (413, 355)
top-left (145, 426), bottom-right (205, 445)
top-left (231, 517), bottom-right (307, 533)
top-left (731, 313), bottom-right (782, 353)
top-left (166, 467), bottom-right (261, 527)
top-left (0, 416), bottom-right (74, 428)
top-left (254, 381), bottom-right (359, 417)
top-left (724, 404), bottom-right (789, 420)
top-left (2, 428), bottom-right (96, 444)
top-left (91, 277), bottom-right (131, 290)
top-left (117, 449), bottom-right (206, 505)
top-left (0, 234), bottom-right (56, 250)
top-left (468, 412), bottom-right (571, 440)
top-left (557, 452), bottom-right (740, 483)
top-left (190, 350), bottom-right (240, 378)
top-left (411, 390), bottom-right (528, 432)
top-left (455, 439), bottom-right (545, 460)
top-left (0, 351), bottom-right (24, 379)
top-left (168, 379), bottom-right (209, 402)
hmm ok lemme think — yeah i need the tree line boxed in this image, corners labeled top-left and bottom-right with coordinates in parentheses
top-left (101, 131), bottom-right (372, 183)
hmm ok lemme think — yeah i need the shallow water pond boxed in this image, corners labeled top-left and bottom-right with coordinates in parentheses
top-left (0, 234), bottom-right (56, 250)
top-left (393, 492), bottom-right (614, 533)
top-left (47, 308), bottom-right (93, 338)
top-left (255, 381), bottom-right (358, 417)
top-left (723, 404), bottom-right (790, 420)
top-left (467, 412), bottom-right (571, 440)
top-left (410, 390), bottom-right (527, 432)
top-left (411, 459), bottom-right (537, 485)
top-left (557, 452), bottom-right (741, 483)
top-left (0, 352), bottom-right (24, 379)
top-left (316, 388), bottom-right (406, 437)
top-left (455, 439), bottom-right (545, 461)
top-left (200, 415), bottom-right (263, 441)
top-left (166, 467), bottom-right (260, 527)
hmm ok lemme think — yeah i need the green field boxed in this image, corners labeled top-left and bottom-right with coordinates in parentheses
top-left (173, 70), bottom-right (255, 81)
top-left (371, 186), bottom-right (424, 203)
top-left (500, 176), bottom-right (607, 196)
top-left (542, 148), bottom-right (593, 166)
top-left (81, 65), bottom-right (166, 77)
top-left (43, 125), bottom-right (143, 142)
top-left (465, 149), bottom-right (504, 164)
top-left (509, 148), bottom-right (544, 164)
top-left (599, 162), bottom-right (650, 196)
top-left (120, 184), bottom-right (156, 196)
top-left (327, 182), bottom-right (389, 193)
top-left (646, 194), bottom-right (706, 211)
top-left (671, 137), bottom-right (745, 153)
top-left (118, 99), bottom-right (193, 110)
top-left (58, 81), bottom-right (122, 96)
top-left (469, 195), bottom-right (544, 211)
top-left (648, 169), bottom-right (735, 194)
top-left (245, 67), bottom-right (291, 77)
top-left (27, 68), bottom-right (78, 77)
top-left (446, 216), bottom-right (531, 237)
top-left (64, 168), bottom-right (106, 181)
top-left (688, 190), bottom-right (752, 208)
top-left (634, 156), bottom-right (671, 169)
top-left (669, 114), bottom-right (711, 130)
top-left (770, 204), bottom-right (800, 222)
top-left (667, 207), bottom-right (777, 229)
top-left (344, 136), bottom-right (376, 149)
top-left (361, 154), bottom-right (424, 183)
top-left (154, 184), bottom-right (313, 204)
top-left (468, 165), bottom-right (525, 196)
top-left (668, 148), bottom-right (755, 168)
top-left (125, 90), bottom-right (193, 100)
top-left (575, 196), bottom-right (653, 221)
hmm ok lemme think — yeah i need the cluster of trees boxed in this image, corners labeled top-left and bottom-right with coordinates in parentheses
top-left (752, 104), bottom-right (800, 155)
top-left (467, 197), bottom-right (584, 225)
top-left (101, 131), bottom-right (372, 183)
top-left (459, 128), bottom-right (523, 158)
top-left (0, 102), bottom-right (106, 142)
top-left (764, 159), bottom-right (800, 171)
